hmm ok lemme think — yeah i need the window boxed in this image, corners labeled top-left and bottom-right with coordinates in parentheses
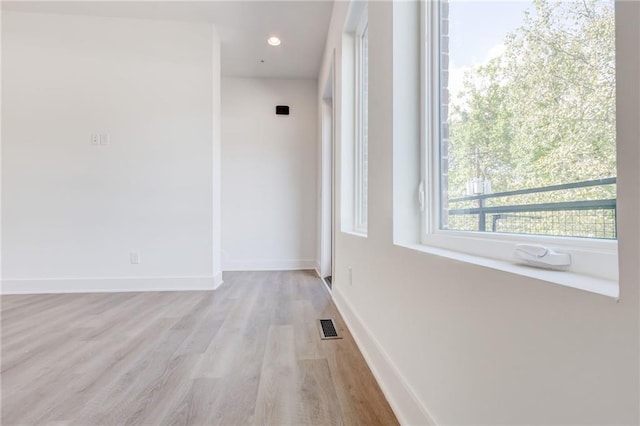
top-left (355, 13), bottom-right (369, 234)
top-left (422, 0), bottom-right (617, 282)
top-left (341, 2), bottom-right (368, 236)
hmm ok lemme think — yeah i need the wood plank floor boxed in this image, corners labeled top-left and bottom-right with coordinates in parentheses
top-left (1, 271), bottom-right (398, 425)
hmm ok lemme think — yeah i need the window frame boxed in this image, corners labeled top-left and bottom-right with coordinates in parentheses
top-left (420, 0), bottom-right (619, 283)
top-left (354, 11), bottom-right (369, 235)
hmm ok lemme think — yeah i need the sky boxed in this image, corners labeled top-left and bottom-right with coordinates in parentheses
top-left (448, 1), bottom-right (534, 67)
top-left (447, 1), bottom-right (534, 99)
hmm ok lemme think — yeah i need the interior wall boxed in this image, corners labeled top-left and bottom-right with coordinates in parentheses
top-left (318, 1), bottom-right (640, 425)
top-left (221, 77), bottom-right (317, 271)
top-left (1, 11), bottom-right (222, 293)
top-left (211, 26), bottom-right (223, 287)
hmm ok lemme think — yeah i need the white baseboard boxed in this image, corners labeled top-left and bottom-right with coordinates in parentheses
top-left (1, 275), bottom-right (219, 295)
top-left (333, 287), bottom-right (436, 426)
top-left (213, 272), bottom-right (224, 290)
top-left (222, 259), bottom-right (315, 271)
top-left (313, 267), bottom-right (333, 295)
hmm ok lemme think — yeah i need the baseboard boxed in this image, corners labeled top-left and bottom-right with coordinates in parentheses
top-left (315, 270), bottom-right (332, 295)
top-left (333, 287), bottom-right (436, 426)
top-left (314, 267), bottom-right (334, 295)
top-left (213, 272), bottom-right (224, 290)
top-left (1, 275), bottom-right (219, 295)
top-left (222, 259), bottom-right (316, 271)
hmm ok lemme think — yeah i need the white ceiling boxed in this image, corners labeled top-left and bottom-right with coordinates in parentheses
top-left (1, 1), bottom-right (334, 78)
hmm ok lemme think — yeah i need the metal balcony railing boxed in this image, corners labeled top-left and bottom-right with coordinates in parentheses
top-left (446, 177), bottom-right (617, 239)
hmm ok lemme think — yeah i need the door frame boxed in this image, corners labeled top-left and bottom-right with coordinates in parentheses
top-left (320, 49), bottom-right (336, 288)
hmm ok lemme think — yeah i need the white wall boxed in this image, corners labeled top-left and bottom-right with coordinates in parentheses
top-left (318, 1), bottom-right (640, 425)
top-left (221, 78), bottom-right (317, 271)
top-left (211, 26), bottom-right (223, 287)
top-left (1, 11), bottom-right (223, 293)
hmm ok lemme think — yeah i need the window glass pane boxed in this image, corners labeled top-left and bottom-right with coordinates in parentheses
top-left (439, 0), bottom-right (616, 239)
top-left (360, 25), bottom-right (368, 229)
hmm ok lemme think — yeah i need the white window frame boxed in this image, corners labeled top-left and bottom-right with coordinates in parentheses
top-left (420, 0), bottom-right (619, 286)
top-left (354, 11), bottom-right (369, 235)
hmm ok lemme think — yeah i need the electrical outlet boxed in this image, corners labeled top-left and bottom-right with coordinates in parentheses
top-left (90, 134), bottom-right (100, 145)
top-left (348, 267), bottom-right (353, 286)
top-left (130, 251), bottom-right (140, 265)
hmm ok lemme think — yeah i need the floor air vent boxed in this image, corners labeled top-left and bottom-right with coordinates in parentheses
top-left (318, 319), bottom-right (342, 340)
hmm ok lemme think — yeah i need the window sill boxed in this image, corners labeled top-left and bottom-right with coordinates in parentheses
top-left (398, 242), bottom-right (619, 300)
top-left (342, 230), bottom-right (368, 239)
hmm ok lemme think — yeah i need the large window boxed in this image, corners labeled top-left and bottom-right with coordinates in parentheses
top-left (355, 14), bottom-right (369, 234)
top-left (423, 0), bottom-right (617, 280)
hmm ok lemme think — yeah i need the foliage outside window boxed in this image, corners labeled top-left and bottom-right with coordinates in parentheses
top-left (355, 17), bottom-right (369, 234)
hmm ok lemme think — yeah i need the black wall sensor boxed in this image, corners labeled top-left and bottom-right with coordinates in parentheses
top-left (276, 105), bottom-right (290, 115)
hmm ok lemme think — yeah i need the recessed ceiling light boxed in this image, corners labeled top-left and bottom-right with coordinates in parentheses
top-left (267, 36), bottom-right (281, 46)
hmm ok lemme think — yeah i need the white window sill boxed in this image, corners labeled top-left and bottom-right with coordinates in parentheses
top-left (342, 230), bottom-right (368, 239)
top-left (398, 242), bottom-right (619, 300)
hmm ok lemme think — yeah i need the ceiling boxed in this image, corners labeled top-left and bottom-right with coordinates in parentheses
top-left (1, 1), bottom-right (334, 78)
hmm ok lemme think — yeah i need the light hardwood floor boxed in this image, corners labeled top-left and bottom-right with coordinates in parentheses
top-left (1, 271), bottom-right (398, 425)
